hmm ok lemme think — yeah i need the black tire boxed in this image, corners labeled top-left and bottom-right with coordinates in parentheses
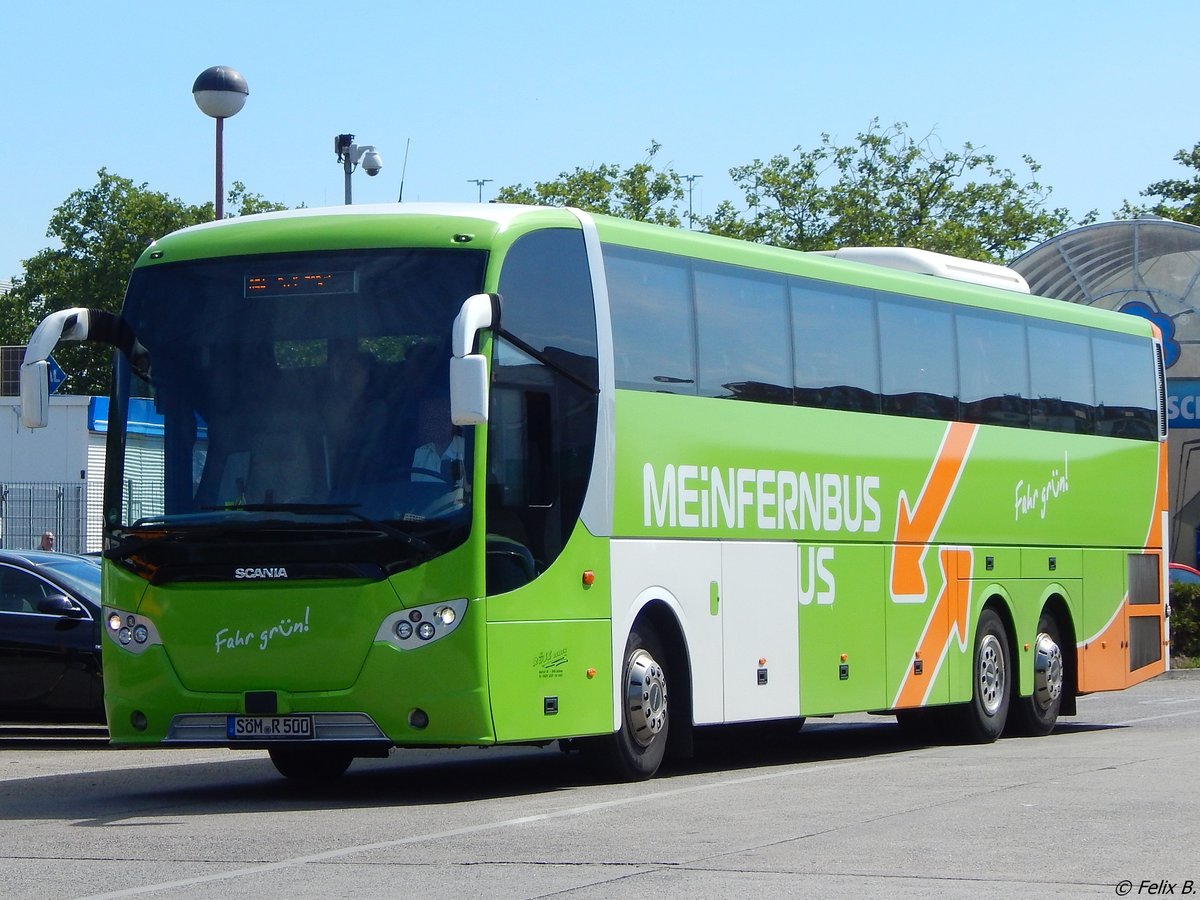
top-left (1007, 613), bottom-right (1065, 737)
top-left (956, 608), bottom-right (1011, 743)
top-left (604, 622), bottom-right (670, 781)
top-left (268, 746), bottom-right (354, 781)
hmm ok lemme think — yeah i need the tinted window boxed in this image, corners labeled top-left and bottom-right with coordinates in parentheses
top-left (695, 265), bottom-right (791, 403)
top-left (878, 296), bottom-right (958, 420)
top-left (1029, 321), bottom-right (1094, 434)
top-left (497, 229), bottom-right (598, 390)
top-left (957, 310), bottom-right (1029, 427)
top-left (1093, 332), bottom-right (1157, 439)
top-left (600, 243), bottom-right (1158, 443)
top-left (605, 247), bottom-right (696, 393)
top-left (793, 280), bottom-right (880, 413)
top-left (115, 248), bottom-right (487, 551)
top-left (0, 567), bottom-right (50, 613)
top-left (487, 337), bottom-right (597, 592)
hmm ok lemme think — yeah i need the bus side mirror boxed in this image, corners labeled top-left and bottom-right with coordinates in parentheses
top-left (450, 354), bottom-right (489, 425)
top-left (20, 306), bottom-right (92, 429)
top-left (449, 293), bottom-right (499, 426)
top-left (20, 360), bottom-right (49, 428)
top-left (19, 306), bottom-right (150, 429)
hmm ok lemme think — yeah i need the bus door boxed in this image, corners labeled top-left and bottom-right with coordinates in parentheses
top-left (719, 542), bottom-right (800, 722)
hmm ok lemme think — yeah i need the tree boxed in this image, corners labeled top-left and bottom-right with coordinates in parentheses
top-left (703, 121), bottom-right (1086, 263)
top-left (495, 142), bottom-right (685, 226)
top-left (1, 171), bottom-right (285, 395)
top-left (1123, 142), bottom-right (1200, 225)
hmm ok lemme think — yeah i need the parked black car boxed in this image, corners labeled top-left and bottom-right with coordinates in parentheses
top-left (0, 550), bottom-right (103, 723)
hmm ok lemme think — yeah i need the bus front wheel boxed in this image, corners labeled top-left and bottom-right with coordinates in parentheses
top-left (608, 622), bottom-right (670, 781)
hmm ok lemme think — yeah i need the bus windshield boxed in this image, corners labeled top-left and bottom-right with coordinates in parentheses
top-left (105, 247), bottom-right (487, 559)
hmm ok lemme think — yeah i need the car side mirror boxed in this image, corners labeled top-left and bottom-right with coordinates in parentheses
top-left (37, 594), bottom-right (86, 618)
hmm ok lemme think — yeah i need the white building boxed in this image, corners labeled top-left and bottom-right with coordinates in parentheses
top-left (1, 394), bottom-right (107, 552)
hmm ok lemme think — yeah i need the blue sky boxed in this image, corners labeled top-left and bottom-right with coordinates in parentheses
top-left (1, 0), bottom-right (1196, 282)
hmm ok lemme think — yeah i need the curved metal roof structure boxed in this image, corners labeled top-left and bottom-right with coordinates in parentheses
top-left (1012, 217), bottom-right (1200, 376)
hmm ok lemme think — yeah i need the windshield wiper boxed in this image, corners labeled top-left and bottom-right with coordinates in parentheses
top-left (208, 503), bottom-right (435, 555)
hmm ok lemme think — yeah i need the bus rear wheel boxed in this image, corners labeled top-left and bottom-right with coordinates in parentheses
top-left (957, 608), bottom-right (1011, 743)
top-left (268, 746), bottom-right (354, 781)
top-left (1007, 614), bottom-right (1065, 737)
top-left (607, 622), bottom-right (670, 781)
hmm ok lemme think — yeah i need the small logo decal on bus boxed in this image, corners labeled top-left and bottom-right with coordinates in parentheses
top-left (534, 648), bottom-right (568, 678)
top-left (234, 567), bottom-right (290, 579)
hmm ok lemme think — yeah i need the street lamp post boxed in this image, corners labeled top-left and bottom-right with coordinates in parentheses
top-left (683, 174), bottom-right (703, 229)
top-left (192, 67), bottom-right (249, 220)
top-left (335, 134), bottom-right (383, 204)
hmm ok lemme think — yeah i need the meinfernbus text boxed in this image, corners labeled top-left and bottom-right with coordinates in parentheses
top-left (20, 204), bottom-right (1169, 781)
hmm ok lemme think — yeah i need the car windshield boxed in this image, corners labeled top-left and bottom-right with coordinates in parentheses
top-left (40, 558), bottom-right (101, 604)
top-left (105, 247), bottom-right (486, 559)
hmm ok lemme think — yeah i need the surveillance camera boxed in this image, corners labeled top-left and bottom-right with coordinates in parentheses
top-left (361, 148), bottom-right (383, 176)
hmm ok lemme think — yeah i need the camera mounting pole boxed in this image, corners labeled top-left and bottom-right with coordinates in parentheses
top-left (334, 134), bottom-right (383, 205)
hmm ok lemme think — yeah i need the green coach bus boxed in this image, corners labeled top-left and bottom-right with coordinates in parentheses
top-left (20, 203), bottom-right (1168, 780)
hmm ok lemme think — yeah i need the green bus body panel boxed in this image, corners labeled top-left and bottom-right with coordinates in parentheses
top-left (799, 544), bottom-right (889, 713)
top-left (133, 207), bottom-right (581, 268)
top-left (484, 524), bottom-right (615, 741)
top-left (616, 391), bottom-right (1158, 548)
top-left (103, 624), bottom-right (495, 746)
top-left (485, 523), bottom-right (610, 624)
top-left (102, 541), bottom-right (497, 746)
top-left (613, 389), bottom-right (1162, 716)
top-left (147, 579), bottom-right (399, 693)
top-left (486, 619), bottom-right (613, 742)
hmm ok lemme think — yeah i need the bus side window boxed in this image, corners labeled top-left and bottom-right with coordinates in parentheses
top-left (1092, 331), bottom-right (1158, 440)
top-left (1029, 321), bottom-right (1095, 434)
top-left (792, 280), bottom-right (881, 413)
top-left (606, 247), bottom-right (696, 393)
top-left (956, 310), bottom-right (1030, 428)
top-left (695, 265), bottom-right (792, 404)
top-left (878, 296), bottom-right (958, 420)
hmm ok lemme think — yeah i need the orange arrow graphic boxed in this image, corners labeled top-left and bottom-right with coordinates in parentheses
top-left (890, 422), bottom-right (977, 601)
top-left (893, 547), bottom-right (973, 709)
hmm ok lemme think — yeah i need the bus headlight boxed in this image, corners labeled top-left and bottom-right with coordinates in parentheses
top-left (104, 608), bottom-right (161, 655)
top-left (376, 598), bottom-right (468, 651)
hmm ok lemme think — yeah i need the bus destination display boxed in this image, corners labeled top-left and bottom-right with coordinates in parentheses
top-left (245, 271), bottom-right (356, 297)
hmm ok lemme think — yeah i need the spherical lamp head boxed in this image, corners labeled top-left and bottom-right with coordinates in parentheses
top-left (192, 66), bottom-right (249, 119)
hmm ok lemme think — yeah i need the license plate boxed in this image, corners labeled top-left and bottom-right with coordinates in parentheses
top-left (227, 715), bottom-right (313, 740)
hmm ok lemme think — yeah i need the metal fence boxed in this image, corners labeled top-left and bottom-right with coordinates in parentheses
top-left (0, 482), bottom-right (89, 554)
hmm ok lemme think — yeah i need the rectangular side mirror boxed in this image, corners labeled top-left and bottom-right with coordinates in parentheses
top-left (20, 361), bottom-right (49, 428)
top-left (450, 354), bottom-right (489, 425)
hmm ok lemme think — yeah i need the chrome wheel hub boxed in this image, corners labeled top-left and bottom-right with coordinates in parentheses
top-left (978, 633), bottom-right (1006, 717)
top-left (626, 648), bottom-right (667, 747)
top-left (1032, 631), bottom-right (1064, 711)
